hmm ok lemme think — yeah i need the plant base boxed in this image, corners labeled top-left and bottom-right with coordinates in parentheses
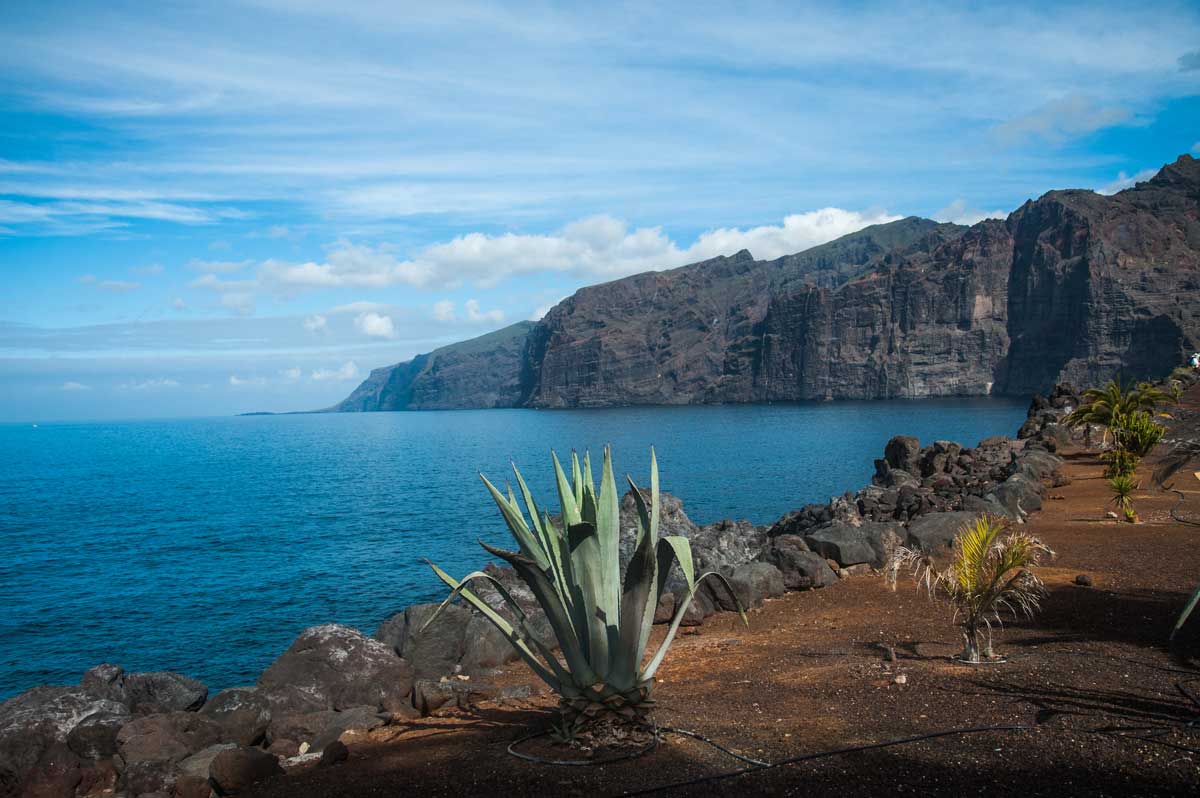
top-left (508, 719), bottom-right (659, 766)
top-left (951, 654), bottom-right (1009, 665)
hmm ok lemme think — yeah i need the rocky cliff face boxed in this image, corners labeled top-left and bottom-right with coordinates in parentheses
top-left (330, 322), bottom-right (534, 411)
top-left (334, 154), bottom-right (1200, 411)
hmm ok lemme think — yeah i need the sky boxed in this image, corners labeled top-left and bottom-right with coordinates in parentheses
top-left (1, 1), bottom-right (1199, 421)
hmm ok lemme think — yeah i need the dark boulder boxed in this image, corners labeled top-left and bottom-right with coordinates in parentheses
top-left (723, 562), bottom-right (785, 609)
top-left (116, 712), bottom-right (221, 766)
top-left (200, 688), bottom-right (271, 747)
top-left (176, 742), bottom-right (237, 782)
top-left (883, 436), bottom-right (921, 475)
top-left (258, 624), bottom-right (414, 715)
top-left (0, 686), bottom-right (126, 788)
top-left (992, 474), bottom-right (1043, 518)
top-left (79, 664), bottom-right (126, 705)
top-left (805, 521), bottom-right (903, 568)
top-left (762, 536), bottom-right (837, 590)
top-left (653, 592), bottom-right (676, 624)
top-left (459, 613), bottom-right (519, 676)
top-left (317, 740), bottom-right (349, 769)
top-left (266, 710), bottom-right (338, 746)
top-left (309, 706), bottom-right (388, 752)
top-left (65, 709), bottom-right (129, 760)
top-left (124, 671), bottom-right (208, 715)
top-left (18, 743), bottom-right (81, 798)
top-left (208, 746), bottom-right (284, 796)
top-left (905, 511), bottom-right (979, 551)
top-left (378, 604), bottom-right (471, 680)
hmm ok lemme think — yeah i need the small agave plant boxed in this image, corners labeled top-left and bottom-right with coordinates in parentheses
top-left (423, 446), bottom-right (745, 729)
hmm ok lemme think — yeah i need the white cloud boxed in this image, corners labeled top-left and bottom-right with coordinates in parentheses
top-left (354, 311), bottom-right (395, 339)
top-left (432, 300), bottom-right (456, 322)
top-left (280, 367), bottom-right (302, 381)
top-left (686, 208), bottom-right (903, 262)
top-left (97, 279), bottom-right (141, 292)
top-left (994, 94), bottom-right (1134, 144)
top-left (530, 302), bottom-right (560, 321)
top-left (228, 374), bottom-right (266, 387)
top-left (464, 299), bottom-right (504, 324)
top-left (61, 381), bottom-right (90, 391)
top-left (131, 263), bottom-right (163, 276)
top-left (77, 274), bottom-right (96, 284)
top-left (171, 296), bottom-right (187, 311)
top-left (220, 292), bottom-right (256, 316)
top-left (188, 258), bottom-right (251, 273)
top-left (120, 377), bottom-right (180, 390)
top-left (1095, 168), bottom-right (1159, 196)
top-left (303, 314), bottom-right (327, 332)
top-left (266, 224), bottom-right (291, 238)
top-left (310, 361), bottom-right (360, 381)
top-left (933, 199), bottom-right (1008, 226)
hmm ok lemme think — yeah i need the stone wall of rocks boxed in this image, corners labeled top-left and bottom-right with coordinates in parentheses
top-left (0, 387), bottom-right (1087, 798)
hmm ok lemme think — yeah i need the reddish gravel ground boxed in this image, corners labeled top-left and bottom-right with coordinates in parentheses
top-left (249, 393), bottom-right (1200, 798)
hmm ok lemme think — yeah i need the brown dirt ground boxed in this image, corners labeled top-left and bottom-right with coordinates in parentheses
top-left (250, 395), bottom-right (1200, 798)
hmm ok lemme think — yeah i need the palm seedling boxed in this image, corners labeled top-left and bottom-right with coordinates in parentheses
top-left (1066, 378), bottom-right (1175, 446)
top-left (887, 514), bottom-right (1053, 663)
top-left (422, 446), bottom-right (745, 731)
top-left (1110, 410), bottom-right (1165, 458)
top-left (1108, 474), bottom-right (1139, 523)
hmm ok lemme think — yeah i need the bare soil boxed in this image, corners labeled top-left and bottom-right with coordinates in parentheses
top-left (249, 396), bottom-right (1200, 797)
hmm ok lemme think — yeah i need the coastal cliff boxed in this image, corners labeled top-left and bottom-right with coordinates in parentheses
top-left (333, 154), bottom-right (1200, 412)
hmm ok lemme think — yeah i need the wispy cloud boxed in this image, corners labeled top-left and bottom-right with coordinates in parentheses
top-left (354, 312), bottom-right (395, 339)
top-left (993, 94), bottom-right (1134, 145)
top-left (1095, 168), bottom-right (1160, 196)
top-left (933, 200), bottom-right (1008, 226)
top-left (60, 381), bottom-right (90, 391)
top-left (310, 361), bottom-right (359, 381)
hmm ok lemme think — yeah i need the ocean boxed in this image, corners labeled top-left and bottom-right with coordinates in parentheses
top-left (0, 398), bottom-right (1027, 699)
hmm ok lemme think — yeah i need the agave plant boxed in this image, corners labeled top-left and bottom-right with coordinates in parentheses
top-left (887, 514), bottom-right (1053, 663)
top-left (422, 447), bottom-right (745, 728)
top-left (1108, 474), bottom-right (1138, 523)
top-left (1172, 583), bottom-right (1200, 642)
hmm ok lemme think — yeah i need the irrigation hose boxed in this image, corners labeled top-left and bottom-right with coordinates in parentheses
top-left (1169, 488), bottom-right (1200, 528)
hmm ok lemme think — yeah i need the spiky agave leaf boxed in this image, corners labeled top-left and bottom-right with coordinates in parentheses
top-left (1172, 582), bottom-right (1200, 641)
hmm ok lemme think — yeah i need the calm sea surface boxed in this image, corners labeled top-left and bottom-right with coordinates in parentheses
top-left (0, 399), bottom-right (1026, 699)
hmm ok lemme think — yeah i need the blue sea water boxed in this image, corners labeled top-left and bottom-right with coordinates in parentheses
top-left (0, 399), bottom-right (1027, 700)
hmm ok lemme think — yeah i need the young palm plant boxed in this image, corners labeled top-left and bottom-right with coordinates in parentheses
top-left (422, 446), bottom-right (745, 730)
top-left (1108, 474), bottom-right (1139, 523)
top-left (1066, 378), bottom-right (1175, 445)
top-left (887, 514), bottom-right (1053, 663)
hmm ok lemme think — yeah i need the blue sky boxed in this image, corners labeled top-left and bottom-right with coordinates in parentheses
top-left (1, 0), bottom-right (1199, 421)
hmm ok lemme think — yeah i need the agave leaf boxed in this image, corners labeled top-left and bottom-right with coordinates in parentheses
top-left (627, 475), bottom-right (652, 548)
top-left (649, 446), bottom-right (660, 540)
top-left (513, 463), bottom-right (569, 607)
top-left (595, 446), bottom-right (622, 626)
top-left (571, 451), bottom-right (584, 509)
top-left (423, 562), bottom-right (563, 691)
top-left (480, 539), bottom-right (600, 686)
top-left (1171, 582), bottom-right (1200, 641)
top-left (566, 521), bottom-right (608, 678)
top-left (551, 451), bottom-right (581, 527)
top-left (479, 472), bottom-right (550, 571)
top-left (610, 513), bottom-right (658, 689)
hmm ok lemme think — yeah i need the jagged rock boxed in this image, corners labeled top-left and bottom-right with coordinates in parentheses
top-left (208, 747), bottom-right (283, 796)
top-left (992, 474), bottom-right (1044, 518)
top-left (124, 672), bottom-right (208, 715)
top-left (116, 712), bottom-right (221, 765)
top-left (74, 759), bottom-right (119, 798)
top-left (762, 535), bottom-right (837, 590)
top-left (177, 742), bottom-right (237, 781)
top-left (653, 592), bottom-right (676, 623)
top-left (174, 773), bottom-right (213, 798)
top-left (0, 686), bottom-right (127, 789)
top-left (266, 710), bottom-right (337, 747)
top-left (805, 521), bottom-right (904, 568)
top-left (377, 604), bottom-right (471, 680)
top-left (906, 511), bottom-right (979, 551)
top-left (724, 562), bottom-right (785, 609)
top-left (883, 436), bottom-right (922, 475)
top-left (200, 688), bottom-right (271, 747)
top-left (960, 494), bottom-right (1013, 519)
top-left (459, 613), bottom-right (519, 676)
top-left (317, 740), bottom-right (348, 769)
top-left (18, 742), bottom-right (81, 798)
top-left (309, 707), bottom-right (388, 752)
top-left (79, 664), bottom-right (126, 705)
top-left (258, 624), bottom-right (414, 715)
top-left (65, 709), bottom-right (129, 759)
